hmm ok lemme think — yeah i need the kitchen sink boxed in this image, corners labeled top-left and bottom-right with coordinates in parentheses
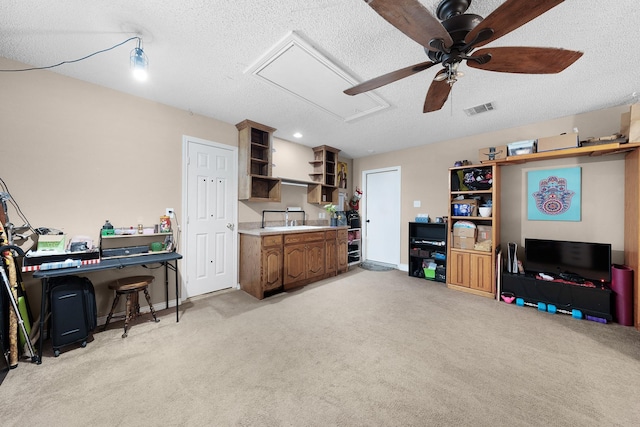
top-left (262, 225), bottom-right (327, 232)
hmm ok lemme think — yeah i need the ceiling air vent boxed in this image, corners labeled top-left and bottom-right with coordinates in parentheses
top-left (464, 102), bottom-right (496, 116)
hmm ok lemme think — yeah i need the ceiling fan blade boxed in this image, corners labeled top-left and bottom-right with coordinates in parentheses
top-left (464, 0), bottom-right (565, 48)
top-left (467, 47), bottom-right (583, 74)
top-left (423, 71), bottom-right (452, 113)
top-left (366, 0), bottom-right (453, 51)
top-left (344, 61), bottom-right (436, 95)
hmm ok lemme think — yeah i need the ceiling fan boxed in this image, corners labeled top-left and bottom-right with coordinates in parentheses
top-left (344, 0), bottom-right (583, 113)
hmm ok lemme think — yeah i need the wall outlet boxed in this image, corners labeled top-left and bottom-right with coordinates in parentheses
top-left (319, 212), bottom-right (325, 219)
top-left (166, 208), bottom-right (175, 218)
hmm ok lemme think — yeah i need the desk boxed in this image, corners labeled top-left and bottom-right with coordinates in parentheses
top-left (32, 251), bottom-right (182, 364)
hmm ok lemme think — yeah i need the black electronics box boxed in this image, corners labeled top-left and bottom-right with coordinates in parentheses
top-left (23, 249), bottom-right (100, 269)
top-left (347, 211), bottom-right (361, 228)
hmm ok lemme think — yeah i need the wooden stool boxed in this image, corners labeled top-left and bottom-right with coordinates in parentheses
top-left (103, 275), bottom-right (159, 338)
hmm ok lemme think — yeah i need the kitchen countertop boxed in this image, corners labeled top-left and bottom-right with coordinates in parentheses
top-left (238, 225), bottom-right (348, 236)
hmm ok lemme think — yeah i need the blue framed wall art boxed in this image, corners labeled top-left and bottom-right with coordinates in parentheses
top-left (527, 167), bottom-right (581, 221)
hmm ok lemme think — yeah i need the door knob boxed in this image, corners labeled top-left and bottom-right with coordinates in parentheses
top-left (226, 223), bottom-right (234, 230)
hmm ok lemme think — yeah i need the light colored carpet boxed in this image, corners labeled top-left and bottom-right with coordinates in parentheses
top-left (359, 261), bottom-right (396, 271)
top-left (2, 268), bottom-right (640, 426)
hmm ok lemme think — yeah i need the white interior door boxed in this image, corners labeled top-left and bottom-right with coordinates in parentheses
top-left (363, 167), bottom-right (401, 266)
top-left (183, 137), bottom-right (237, 298)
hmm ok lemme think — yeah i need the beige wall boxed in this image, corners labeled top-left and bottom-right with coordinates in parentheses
top-left (239, 137), bottom-right (353, 226)
top-left (1, 57), bottom-right (237, 316)
top-left (0, 57), bottom-right (237, 240)
top-left (1, 53), bottom-right (629, 316)
top-left (353, 105), bottom-right (630, 267)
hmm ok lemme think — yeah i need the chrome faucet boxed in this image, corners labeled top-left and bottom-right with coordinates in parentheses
top-left (261, 209), bottom-right (306, 228)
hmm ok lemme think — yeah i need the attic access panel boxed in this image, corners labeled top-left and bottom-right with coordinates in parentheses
top-left (246, 32), bottom-right (389, 122)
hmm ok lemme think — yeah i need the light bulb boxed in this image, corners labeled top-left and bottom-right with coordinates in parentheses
top-left (130, 46), bottom-right (148, 81)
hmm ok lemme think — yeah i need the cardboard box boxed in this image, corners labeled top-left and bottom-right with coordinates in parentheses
top-left (476, 225), bottom-right (492, 242)
top-left (474, 240), bottom-right (492, 252)
top-left (453, 224), bottom-right (476, 238)
top-left (621, 111), bottom-right (631, 138)
top-left (453, 236), bottom-right (476, 250)
top-left (36, 234), bottom-right (66, 252)
top-left (537, 132), bottom-right (579, 152)
top-left (478, 145), bottom-right (507, 162)
top-left (629, 103), bottom-right (640, 142)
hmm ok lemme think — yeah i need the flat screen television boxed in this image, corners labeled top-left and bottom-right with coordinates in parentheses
top-left (524, 238), bottom-right (612, 283)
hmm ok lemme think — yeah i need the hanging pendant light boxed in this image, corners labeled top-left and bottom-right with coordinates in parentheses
top-left (130, 38), bottom-right (148, 81)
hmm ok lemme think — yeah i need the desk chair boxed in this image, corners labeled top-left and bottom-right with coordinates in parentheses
top-left (103, 275), bottom-right (159, 338)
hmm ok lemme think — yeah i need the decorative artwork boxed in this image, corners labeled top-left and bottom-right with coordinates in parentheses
top-left (337, 161), bottom-right (348, 189)
top-left (527, 167), bottom-right (581, 221)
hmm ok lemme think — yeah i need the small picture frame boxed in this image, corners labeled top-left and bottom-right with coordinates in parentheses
top-left (337, 161), bottom-right (348, 189)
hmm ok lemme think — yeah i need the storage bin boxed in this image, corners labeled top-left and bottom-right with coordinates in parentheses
top-left (423, 267), bottom-right (436, 279)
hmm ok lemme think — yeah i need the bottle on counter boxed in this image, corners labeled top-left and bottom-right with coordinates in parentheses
top-left (101, 220), bottom-right (115, 236)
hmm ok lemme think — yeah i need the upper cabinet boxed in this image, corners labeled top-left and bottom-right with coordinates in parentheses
top-left (236, 119), bottom-right (281, 202)
top-left (308, 145), bottom-right (340, 204)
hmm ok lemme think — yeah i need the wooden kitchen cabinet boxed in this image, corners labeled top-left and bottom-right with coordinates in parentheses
top-left (239, 234), bottom-right (283, 299)
top-left (239, 228), bottom-right (349, 299)
top-left (337, 229), bottom-right (348, 272)
top-left (262, 246), bottom-right (283, 291)
top-left (325, 230), bottom-right (337, 275)
top-left (307, 145), bottom-right (339, 204)
top-left (283, 232), bottom-right (325, 289)
top-left (236, 119), bottom-right (282, 202)
top-left (322, 229), bottom-right (348, 275)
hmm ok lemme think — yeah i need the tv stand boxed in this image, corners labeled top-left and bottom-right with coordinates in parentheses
top-left (502, 273), bottom-right (612, 321)
top-left (557, 272), bottom-right (586, 284)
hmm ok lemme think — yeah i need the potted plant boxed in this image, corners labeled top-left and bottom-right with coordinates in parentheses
top-left (324, 203), bottom-right (338, 226)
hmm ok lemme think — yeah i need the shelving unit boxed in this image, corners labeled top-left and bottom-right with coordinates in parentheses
top-left (484, 140), bottom-right (640, 329)
top-left (347, 227), bottom-right (361, 266)
top-left (447, 163), bottom-right (500, 297)
top-left (100, 232), bottom-right (174, 259)
top-left (408, 222), bottom-right (447, 282)
top-left (307, 145), bottom-right (339, 204)
top-left (485, 141), bottom-right (640, 165)
top-left (236, 119), bottom-right (282, 202)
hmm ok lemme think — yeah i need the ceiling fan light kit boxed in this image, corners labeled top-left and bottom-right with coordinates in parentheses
top-left (346, 0), bottom-right (583, 113)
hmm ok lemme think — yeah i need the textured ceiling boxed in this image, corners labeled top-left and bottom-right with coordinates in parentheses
top-left (1, 0), bottom-right (639, 158)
